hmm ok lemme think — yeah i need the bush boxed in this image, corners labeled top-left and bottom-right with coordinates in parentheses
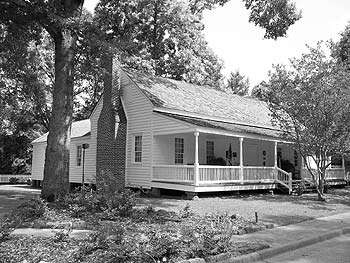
top-left (0, 218), bottom-right (13, 242)
top-left (105, 189), bottom-right (137, 217)
top-left (60, 189), bottom-right (137, 219)
top-left (9, 177), bottom-right (19, 184)
top-left (10, 198), bottom-right (47, 224)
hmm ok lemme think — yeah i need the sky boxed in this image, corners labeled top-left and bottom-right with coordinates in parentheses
top-left (84, 0), bottom-right (350, 86)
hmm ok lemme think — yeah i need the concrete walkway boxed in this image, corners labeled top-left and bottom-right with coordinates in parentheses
top-left (226, 212), bottom-right (350, 263)
top-left (234, 212), bottom-right (350, 246)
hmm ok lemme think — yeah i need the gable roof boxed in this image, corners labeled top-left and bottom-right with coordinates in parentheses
top-left (32, 119), bottom-right (91, 144)
top-left (124, 70), bottom-right (275, 130)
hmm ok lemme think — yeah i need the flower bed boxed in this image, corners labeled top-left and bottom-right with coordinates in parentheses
top-left (0, 191), bottom-right (271, 262)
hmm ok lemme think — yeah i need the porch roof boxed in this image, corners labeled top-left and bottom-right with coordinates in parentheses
top-left (156, 111), bottom-right (283, 139)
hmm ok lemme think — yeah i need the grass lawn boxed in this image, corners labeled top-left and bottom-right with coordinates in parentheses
top-left (137, 186), bottom-right (350, 226)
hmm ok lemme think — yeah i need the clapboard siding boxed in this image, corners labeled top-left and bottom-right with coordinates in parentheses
top-left (31, 136), bottom-right (92, 183)
top-left (31, 142), bottom-right (46, 180)
top-left (86, 97), bottom-right (103, 183)
top-left (121, 73), bottom-right (153, 188)
top-left (152, 112), bottom-right (193, 134)
top-left (69, 136), bottom-right (93, 183)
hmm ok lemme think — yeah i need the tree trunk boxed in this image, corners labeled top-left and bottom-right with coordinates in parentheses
top-left (316, 163), bottom-right (327, 202)
top-left (41, 29), bottom-right (77, 201)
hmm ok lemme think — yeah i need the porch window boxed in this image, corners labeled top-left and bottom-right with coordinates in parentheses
top-left (134, 135), bottom-right (142, 163)
top-left (76, 145), bottom-right (82, 166)
top-left (175, 138), bottom-right (184, 164)
top-left (206, 141), bottom-right (214, 164)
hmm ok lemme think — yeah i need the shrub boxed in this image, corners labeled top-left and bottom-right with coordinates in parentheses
top-left (180, 203), bottom-right (194, 218)
top-left (10, 198), bottom-right (47, 224)
top-left (9, 177), bottom-right (19, 184)
top-left (105, 189), bottom-right (137, 217)
top-left (0, 217), bottom-right (13, 242)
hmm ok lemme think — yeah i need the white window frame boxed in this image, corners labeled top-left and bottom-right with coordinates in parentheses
top-left (175, 137), bottom-right (184, 164)
top-left (76, 145), bottom-right (82, 166)
top-left (133, 135), bottom-right (143, 163)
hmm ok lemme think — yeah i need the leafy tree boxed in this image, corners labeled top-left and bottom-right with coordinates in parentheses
top-left (333, 22), bottom-right (350, 70)
top-left (0, 0), bottom-right (300, 200)
top-left (226, 70), bottom-right (250, 95)
top-left (251, 81), bottom-right (270, 100)
top-left (0, 0), bottom-right (86, 201)
top-left (267, 43), bottom-right (350, 201)
top-left (95, 0), bottom-right (301, 87)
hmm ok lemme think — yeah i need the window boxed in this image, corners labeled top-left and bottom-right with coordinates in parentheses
top-left (76, 145), bottom-right (82, 166)
top-left (206, 141), bottom-right (214, 164)
top-left (134, 135), bottom-right (142, 163)
top-left (175, 138), bottom-right (184, 164)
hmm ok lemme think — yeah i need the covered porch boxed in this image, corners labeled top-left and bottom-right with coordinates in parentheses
top-left (152, 128), bottom-right (294, 193)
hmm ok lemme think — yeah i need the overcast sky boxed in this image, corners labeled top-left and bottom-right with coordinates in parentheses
top-left (84, 0), bottom-right (350, 86)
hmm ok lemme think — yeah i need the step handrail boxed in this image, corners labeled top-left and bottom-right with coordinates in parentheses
top-left (276, 167), bottom-right (292, 194)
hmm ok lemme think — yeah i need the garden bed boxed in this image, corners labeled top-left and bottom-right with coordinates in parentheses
top-left (0, 190), bottom-right (271, 263)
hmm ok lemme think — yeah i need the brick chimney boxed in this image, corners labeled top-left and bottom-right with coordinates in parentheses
top-left (96, 54), bottom-right (126, 193)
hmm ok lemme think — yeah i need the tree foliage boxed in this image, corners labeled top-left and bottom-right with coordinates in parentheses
top-left (333, 22), bottom-right (350, 70)
top-left (251, 81), bottom-right (270, 100)
top-left (267, 43), bottom-right (350, 200)
top-left (226, 70), bottom-right (250, 95)
top-left (94, 0), bottom-right (225, 87)
top-left (0, 0), bottom-right (301, 197)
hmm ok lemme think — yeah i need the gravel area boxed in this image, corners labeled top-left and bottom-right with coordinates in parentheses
top-left (137, 187), bottom-right (350, 226)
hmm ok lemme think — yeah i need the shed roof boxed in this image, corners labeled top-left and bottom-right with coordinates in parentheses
top-left (156, 112), bottom-right (282, 139)
top-left (32, 119), bottom-right (91, 144)
top-left (125, 70), bottom-right (275, 129)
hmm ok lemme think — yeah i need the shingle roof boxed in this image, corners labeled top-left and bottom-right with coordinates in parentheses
top-left (157, 112), bottom-right (282, 139)
top-left (32, 119), bottom-right (91, 143)
top-left (125, 70), bottom-right (275, 129)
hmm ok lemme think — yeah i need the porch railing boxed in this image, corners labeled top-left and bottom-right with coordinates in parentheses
top-left (152, 165), bottom-right (290, 186)
top-left (199, 166), bottom-right (240, 184)
top-left (243, 167), bottom-right (276, 181)
top-left (301, 168), bottom-right (346, 181)
top-left (152, 165), bottom-right (194, 183)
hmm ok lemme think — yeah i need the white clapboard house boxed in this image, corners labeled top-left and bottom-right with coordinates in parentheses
top-left (31, 69), bottom-right (347, 194)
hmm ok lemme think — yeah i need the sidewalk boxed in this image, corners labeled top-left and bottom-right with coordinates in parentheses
top-left (224, 212), bottom-right (350, 263)
top-left (234, 212), bottom-right (350, 246)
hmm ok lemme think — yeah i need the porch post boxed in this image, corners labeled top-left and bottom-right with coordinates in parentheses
top-left (239, 137), bottom-right (244, 182)
top-left (194, 131), bottom-right (200, 186)
top-left (274, 141), bottom-right (278, 168)
top-left (342, 156), bottom-right (345, 169)
top-left (274, 141), bottom-right (278, 179)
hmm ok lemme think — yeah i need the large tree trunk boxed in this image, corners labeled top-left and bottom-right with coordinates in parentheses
top-left (41, 29), bottom-right (77, 201)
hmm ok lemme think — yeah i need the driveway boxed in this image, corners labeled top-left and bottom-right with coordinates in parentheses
top-left (0, 184), bottom-right (41, 217)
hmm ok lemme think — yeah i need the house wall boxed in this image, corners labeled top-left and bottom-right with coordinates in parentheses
top-left (31, 142), bottom-right (46, 180)
top-left (31, 135), bottom-right (92, 183)
top-left (69, 136), bottom-right (93, 183)
top-left (121, 73), bottom-right (154, 188)
top-left (152, 113), bottom-right (193, 134)
top-left (85, 97), bottom-right (103, 183)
